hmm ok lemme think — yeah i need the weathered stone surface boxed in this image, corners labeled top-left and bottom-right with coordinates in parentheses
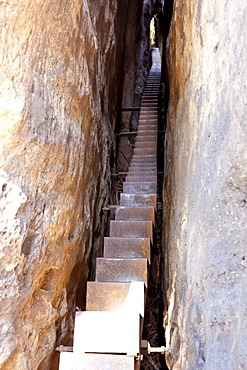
top-left (0, 1), bottom-right (129, 369)
top-left (163, 1), bottom-right (247, 369)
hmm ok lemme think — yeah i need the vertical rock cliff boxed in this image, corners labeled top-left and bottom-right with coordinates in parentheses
top-left (163, 1), bottom-right (246, 369)
top-left (0, 1), bottom-right (129, 369)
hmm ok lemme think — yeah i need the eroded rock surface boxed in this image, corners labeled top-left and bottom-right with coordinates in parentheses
top-left (163, 1), bottom-right (247, 369)
top-left (0, 1), bottom-right (128, 369)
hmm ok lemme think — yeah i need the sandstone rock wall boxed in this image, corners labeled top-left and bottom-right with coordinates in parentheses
top-left (0, 1), bottom-right (128, 369)
top-left (163, 1), bottom-right (247, 369)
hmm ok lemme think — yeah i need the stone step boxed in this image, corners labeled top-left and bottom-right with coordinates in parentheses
top-left (123, 182), bottom-right (157, 194)
top-left (120, 193), bottom-right (156, 208)
top-left (115, 206), bottom-right (155, 223)
top-left (126, 175), bottom-right (157, 183)
top-left (59, 352), bottom-right (136, 370)
top-left (86, 281), bottom-right (146, 317)
top-left (110, 220), bottom-right (153, 242)
top-left (73, 311), bottom-right (141, 355)
top-left (104, 237), bottom-right (151, 262)
top-left (96, 257), bottom-right (148, 287)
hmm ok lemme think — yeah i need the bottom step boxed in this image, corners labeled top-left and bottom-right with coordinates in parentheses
top-left (59, 352), bottom-right (138, 370)
top-left (73, 311), bottom-right (141, 355)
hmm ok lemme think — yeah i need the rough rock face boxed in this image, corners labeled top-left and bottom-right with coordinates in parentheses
top-left (163, 1), bottom-right (246, 369)
top-left (0, 1), bottom-right (128, 369)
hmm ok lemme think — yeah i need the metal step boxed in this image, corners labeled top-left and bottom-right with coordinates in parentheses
top-left (115, 206), bottom-right (155, 223)
top-left (126, 175), bottom-right (157, 183)
top-left (137, 130), bottom-right (157, 136)
top-left (96, 258), bottom-right (148, 287)
top-left (73, 311), bottom-right (141, 355)
top-left (59, 352), bottom-right (137, 370)
top-left (120, 193), bottom-right (156, 208)
top-left (127, 170), bottom-right (157, 176)
top-left (123, 182), bottom-right (157, 194)
top-left (110, 220), bottom-right (153, 242)
top-left (104, 237), bottom-right (151, 262)
top-left (135, 138), bottom-right (157, 143)
top-left (134, 148), bottom-right (157, 155)
top-left (128, 167), bottom-right (157, 173)
top-left (135, 141), bottom-right (157, 148)
top-left (129, 162), bottom-right (157, 167)
top-left (86, 281), bottom-right (146, 317)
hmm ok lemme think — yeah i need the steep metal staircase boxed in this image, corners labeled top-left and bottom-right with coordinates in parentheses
top-left (58, 49), bottom-right (164, 370)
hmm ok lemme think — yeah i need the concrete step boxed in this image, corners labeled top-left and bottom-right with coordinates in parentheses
top-left (115, 206), bottom-right (155, 223)
top-left (73, 311), bottom-right (141, 355)
top-left (120, 193), bottom-right (156, 208)
top-left (96, 257), bottom-right (148, 287)
top-left (104, 237), bottom-right (151, 262)
top-left (110, 220), bottom-right (153, 242)
top-left (126, 175), bottom-right (157, 183)
top-left (86, 281), bottom-right (146, 316)
top-left (123, 182), bottom-right (157, 194)
top-left (59, 352), bottom-right (136, 370)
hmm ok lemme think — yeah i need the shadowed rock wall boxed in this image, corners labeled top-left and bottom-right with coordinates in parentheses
top-left (163, 1), bottom-right (247, 369)
top-left (0, 1), bottom-right (128, 369)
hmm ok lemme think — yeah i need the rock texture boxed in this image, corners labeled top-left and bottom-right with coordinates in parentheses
top-left (0, 1), bottom-right (128, 369)
top-left (163, 1), bottom-right (247, 369)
